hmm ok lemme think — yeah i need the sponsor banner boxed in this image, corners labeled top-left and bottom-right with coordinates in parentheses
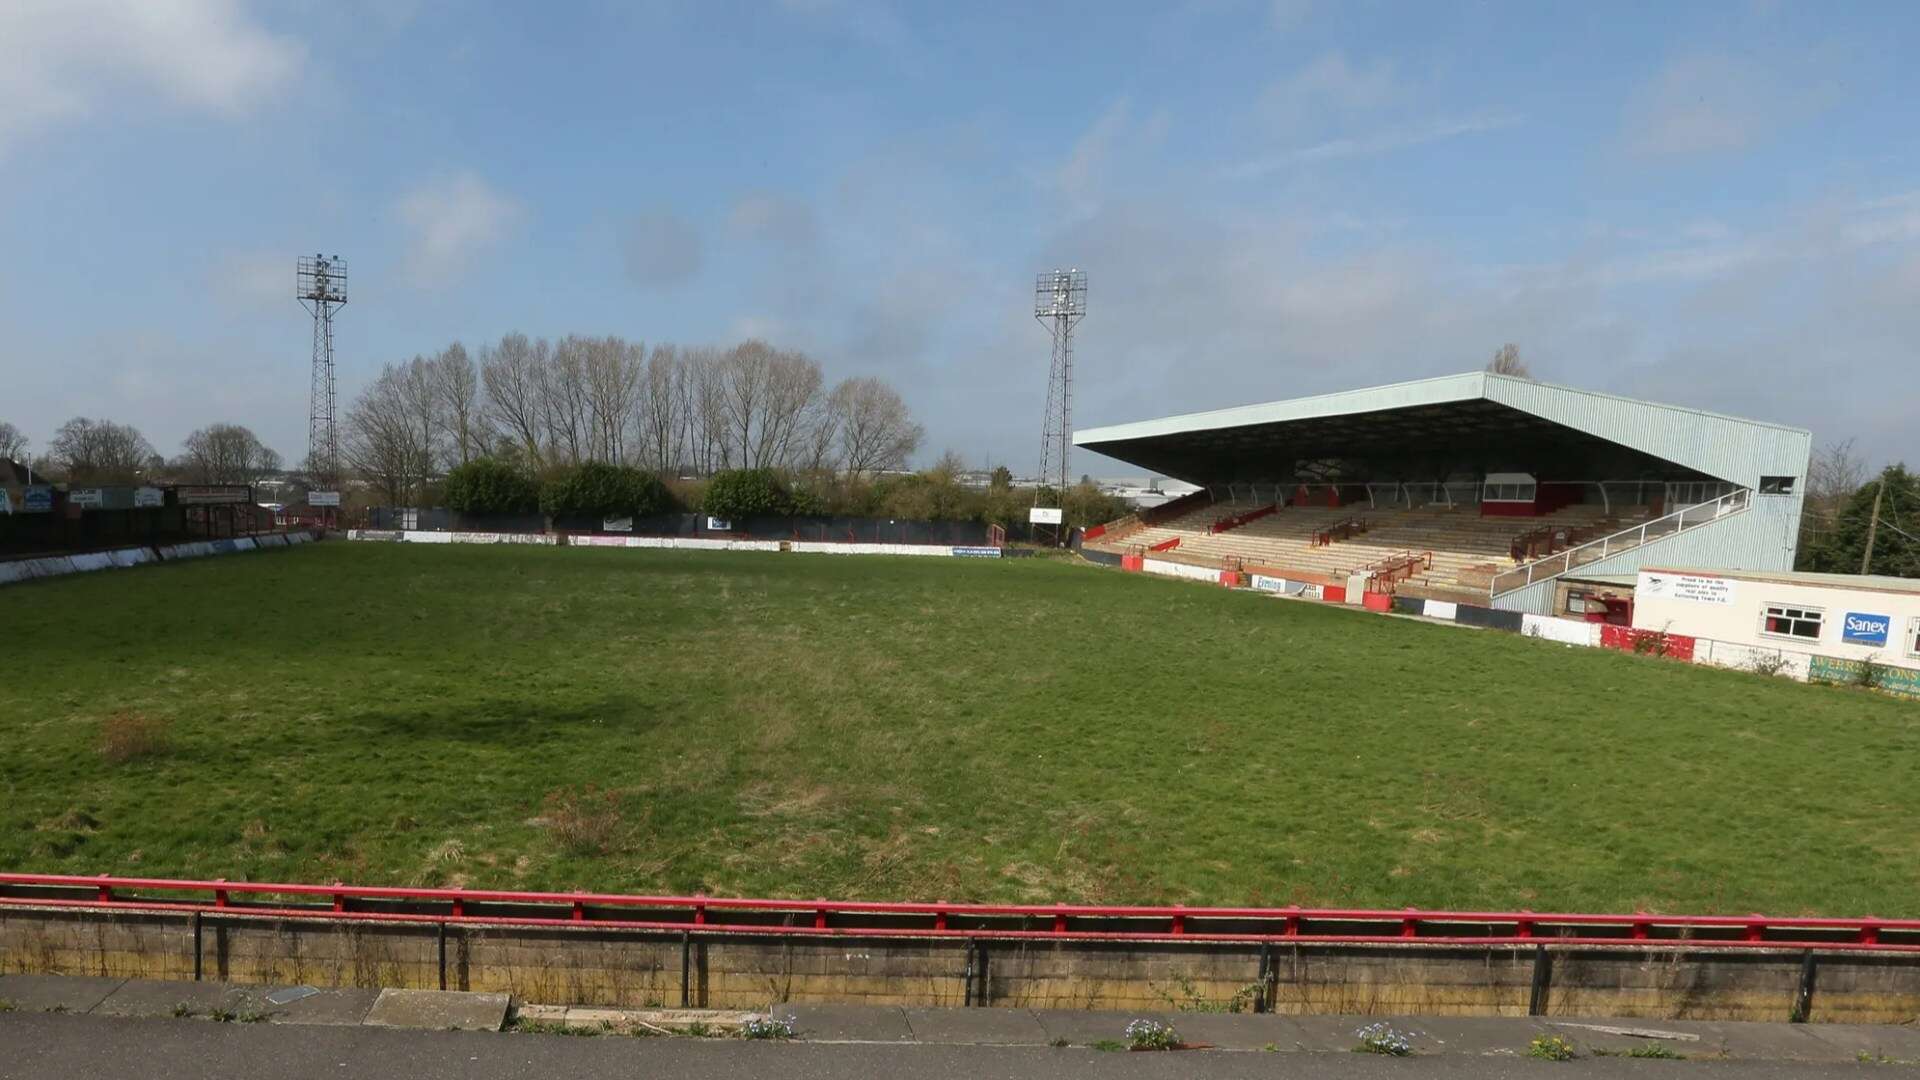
top-left (603, 516), bottom-right (634, 533)
top-left (951, 546), bottom-right (1001, 558)
top-left (1842, 611), bottom-right (1891, 647)
top-left (571, 535), bottom-right (636, 547)
top-left (1141, 557), bottom-right (1221, 583)
top-left (134, 486), bottom-right (165, 508)
top-left (401, 531), bottom-right (453, 544)
top-left (68, 488), bottom-right (105, 508)
top-left (1423, 600), bottom-right (1458, 621)
top-left (1810, 655), bottom-right (1920, 699)
top-left (450, 532), bottom-right (557, 546)
top-left (1639, 570), bottom-right (1734, 605)
top-left (1029, 507), bottom-right (1063, 525)
top-left (1299, 583), bottom-right (1324, 601)
top-left (178, 485), bottom-right (252, 505)
top-left (22, 486), bottom-right (54, 513)
top-left (348, 529), bottom-right (404, 542)
top-left (705, 516), bottom-right (732, 532)
top-left (1456, 605), bottom-right (1526, 633)
top-left (1250, 573), bottom-right (1286, 592)
top-left (307, 491), bottom-right (341, 508)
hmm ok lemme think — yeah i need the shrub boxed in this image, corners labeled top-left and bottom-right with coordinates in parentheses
top-left (539, 462), bottom-right (673, 522)
top-left (1123, 1018), bottom-right (1178, 1051)
top-left (1354, 1022), bottom-right (1417, 1056)
top-left (444, 457), bottom-right (540, 516)
top-left (541, 785), bottom-right (624, 855)
top-left (741, 1015), bottom-right (796, 1040)
top-left (1528, 1034), bottom-right (1577, 1061)
top-left (702, 469), bottom-right (792, 520)
top-left (100, 710), bottom-right (170, 763)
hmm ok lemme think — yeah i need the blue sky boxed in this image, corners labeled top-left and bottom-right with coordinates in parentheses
top-left (2, 0), bottom-right (1917, 476)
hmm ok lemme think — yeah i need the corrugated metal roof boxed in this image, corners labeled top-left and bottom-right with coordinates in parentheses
top-left (1074, 371), bottom-right (1812, 487)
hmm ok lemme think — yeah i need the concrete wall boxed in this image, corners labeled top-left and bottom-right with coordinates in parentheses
top-left (6, 906), bottom-right (1919, 1021)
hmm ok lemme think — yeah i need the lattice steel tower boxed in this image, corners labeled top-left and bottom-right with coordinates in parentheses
top-left (1033, 268), bottom-right (1088, 512)
top-left (297, 255), bottom-right (348, 489)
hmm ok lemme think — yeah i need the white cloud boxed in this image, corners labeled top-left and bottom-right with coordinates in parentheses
top-left (620, 211), bottom-right (703, 289)
top-left (1047, 99), bottom-right (1170, 211)
top-left (394, 172), bottom-right (520, 287)
top-left (1619, 51), bottom-right (1835, 159)
top-left (1260, 51), bottom-right (1400, 133)
top-left (0, 0), bottom-right (303, 150)
top-left (209, 249), bottom-right (290, 309)
top-left (1227, 110), bottom-right (1525, 178)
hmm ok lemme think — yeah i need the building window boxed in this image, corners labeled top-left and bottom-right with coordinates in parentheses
top-left (1909, 617), bottom-right (1920, 660)
top-left (1761, 603), bottom-right (1824, 641)
top-left (1759, 476), bottom-right (1796, 495)
top-left (1565, 589), bottom-right (1594, 615)
top-left (1484, 482), bottom-right (1537, 502)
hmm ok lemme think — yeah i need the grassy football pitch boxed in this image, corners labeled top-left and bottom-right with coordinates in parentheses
top-left (3, 540), bottom-right (1916, 916)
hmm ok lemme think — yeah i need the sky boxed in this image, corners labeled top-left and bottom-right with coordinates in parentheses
top-left (2, 0), bottom-right (1917, 478)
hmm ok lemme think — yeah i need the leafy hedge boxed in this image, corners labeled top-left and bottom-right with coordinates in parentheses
top-left (444, 457), bottom-right (540, 515)
top-left (540, 462), bottom-right (674, 520)
top-left (702, 469), bottom-right (793, 519)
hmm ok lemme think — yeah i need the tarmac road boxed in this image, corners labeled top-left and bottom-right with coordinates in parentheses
top-left (0, 1012), bottom-right (1890, 1079)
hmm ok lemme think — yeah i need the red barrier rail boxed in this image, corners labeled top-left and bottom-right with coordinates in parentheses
top-left (2, 873), bottom-right (1917, 951)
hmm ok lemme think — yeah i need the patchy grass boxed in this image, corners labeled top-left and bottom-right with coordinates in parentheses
top-left (3, 542), bottom-right (1919, 914)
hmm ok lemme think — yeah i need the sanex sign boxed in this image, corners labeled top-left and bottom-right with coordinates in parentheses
top-left (1842, 612), bottom-right (1891, 647)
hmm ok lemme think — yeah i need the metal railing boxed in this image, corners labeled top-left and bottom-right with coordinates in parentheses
top-left (2, 872), bottom-right (1917, 950)
top-left (1490, 488), bottom-right (1752, 597)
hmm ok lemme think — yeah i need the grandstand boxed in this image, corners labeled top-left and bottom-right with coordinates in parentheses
top-left (1075, 372), bottom-right (1811, 613)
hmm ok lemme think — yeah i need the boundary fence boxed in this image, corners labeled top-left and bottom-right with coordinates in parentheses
top-left (0, 530), bottom-right (320, 587)
top-left (3, 873), bottom-right (1916, 952)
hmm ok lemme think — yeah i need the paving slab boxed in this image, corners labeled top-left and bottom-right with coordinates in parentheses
top-left (902, 1006), bottom-right (1050, 1045)
top-left (1796, 1023), bottom-right (1920, 1064)
top-left (1372, 1015), bottom-right (1550, 1057)
top-left (1030, 1009), bottom-right (1176, 1047)
top-left (785, 1004), bottom-right (915, 1042)
top-left (270, 987), bottom-right (381, 1026)
top-left (0, 974), bottom-right (125, 1014)
top-left (362, 988), bottom-right (510, 1032)
top-left (91, 978), bottom-right (268, 1019)
top-left (1706, 1020), bottom-right (1886, 1063)
top-left (1285, 1014), bottom-right (1385, 1052)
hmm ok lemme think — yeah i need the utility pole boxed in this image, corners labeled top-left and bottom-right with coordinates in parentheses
top-left (1860, 474), bottom-right (1884, 575)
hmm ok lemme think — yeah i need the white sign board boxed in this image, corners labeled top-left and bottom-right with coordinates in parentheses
top-left (133, 486), bottom-right (165, 508)
top-left (1639, 571), bottom-right (1735, 605)
top-left (69, 488), bottom-right (105, 508)
top-left (307, 491), bottom-right (342, 507)
top-left (1029, 506), bottom-right (1063, 525)
top-left (603, 516), bottom-right (634, 533)
top-left (705, 516), bottom-right (732, 531)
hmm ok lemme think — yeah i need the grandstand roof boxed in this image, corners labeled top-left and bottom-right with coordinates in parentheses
top-left (1073, 372), bottom-right (1812, 488)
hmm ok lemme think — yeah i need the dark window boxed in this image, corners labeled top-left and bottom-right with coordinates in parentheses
top-left (1565, 589), bottom-right (1594, 615)
top-left (1761, 604), bottom-right (1823, 641)
top-left (1759, 476), bottom-right (1796, 495)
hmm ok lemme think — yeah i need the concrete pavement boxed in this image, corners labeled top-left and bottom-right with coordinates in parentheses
top-left (0, 1012), bottom-right (1909, 1080)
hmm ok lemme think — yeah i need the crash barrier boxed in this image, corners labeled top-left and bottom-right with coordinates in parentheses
top-left (0, 531), bottom-right (319, 588)
top-left (5, 872), bottom-right (1920, 1019)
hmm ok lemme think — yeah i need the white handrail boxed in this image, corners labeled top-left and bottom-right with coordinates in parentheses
top-left (1489, 487), bottom-right (1752, 597)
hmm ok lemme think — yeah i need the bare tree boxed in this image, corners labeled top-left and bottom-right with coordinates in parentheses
top-left (542, 336), bottom-right (594, 466)
top-left (0, 421), bottom-right (27, 461)
top-left (582, 335), bottom-right (643, 463)
top-left (1487, 343), bottom-right (1531, 378)
top-left (685, 346), bottom-right (730, 474)
top-left (343, 362), bottom-right (438, 504)
top-left (47, 417), bottom-right (157, 484)
top-left (829, 377), bottom-right (923, 476)
top-left (715, 341), bottom-right (823, 469)
top-left (1807, 438), bottom-right (1866, 510)
top-left (178, 423), bottom-right (283, 484)
top-left (481, 332), bottom-right (549, 471)
top-left (637, 344), bottom-right (688, 473)
top-left (430, 343), bottom-right (487, 466)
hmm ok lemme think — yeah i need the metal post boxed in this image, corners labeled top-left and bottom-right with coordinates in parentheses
top-left (191, 912), bottom-right (202, 981)
top-left (1527, 946), bottom-right (1552, 1016)
top-left (1792, 951), bottom-right (1817, 1023)
top-left (437, 922), bottom-right (448, 991)
top-left (1861, 477), bottom-right (1885, 575)
top-left (680, 932), bottom-right (692, 1008)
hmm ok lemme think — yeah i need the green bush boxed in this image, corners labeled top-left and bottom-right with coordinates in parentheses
top-left (540, 462), bottom-right (673, 521)
top-left (444, 457), bottom-right (540, 516)
top-left (702, 469), bottom-right (793, 520)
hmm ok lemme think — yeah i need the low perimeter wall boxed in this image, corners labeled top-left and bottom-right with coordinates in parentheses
top-left (346, 529), bottom-right (1003, 560)
top-left (3, 905), bottom-right (1918, 1021)
top-left (0, 530), bottom-right (320, 588)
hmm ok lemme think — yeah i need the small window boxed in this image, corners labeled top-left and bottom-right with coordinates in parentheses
top-left (1908, 617), bottom-right (1920, 660)
top-left (1759, 476), bottom-right (1796, 495)
top-left (1483, 482), bottom-right (1537, 502)
top-left (1761, 603), bottom-right (1823, 641)
top-left (1564, 589), bottom-right (1593, 615)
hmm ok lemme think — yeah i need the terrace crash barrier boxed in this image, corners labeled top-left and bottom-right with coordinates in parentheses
top-left (3, 874), bottom-right (1920, 1022)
